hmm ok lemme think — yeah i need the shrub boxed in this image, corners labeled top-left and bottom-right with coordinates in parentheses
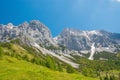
top-left (66, 65), bottom-right (75, 73)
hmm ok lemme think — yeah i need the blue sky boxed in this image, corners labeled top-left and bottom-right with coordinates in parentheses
top-left (0, 0), bottom-right (120, 36)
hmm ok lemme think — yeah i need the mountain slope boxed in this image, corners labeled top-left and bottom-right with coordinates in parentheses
top-left (0, 56), bottom-right (98, 80)
top-left (55, 28), bottom-right (120, 53)
top-left (1, 20), bottom-right (120, 62)
top-left (0, 20), bottom-right (120, 79)
top-left (0, 21), bottom-right (79, 68)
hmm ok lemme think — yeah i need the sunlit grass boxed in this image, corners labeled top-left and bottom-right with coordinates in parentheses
top-left (0, 56), bottom-right (98, 80)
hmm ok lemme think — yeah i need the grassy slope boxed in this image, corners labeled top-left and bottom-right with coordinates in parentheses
top-left (0, 56), bottom-right (98, 80)
top-left (0, 43), bottom-right (98, 80)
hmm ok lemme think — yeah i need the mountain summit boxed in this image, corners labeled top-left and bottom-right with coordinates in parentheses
top-left (54, 28), bottom-right (120, 53)
top-left (0, 20), bottom-right (120, 62)
top-left (0, 20), bottom-right (56, 46)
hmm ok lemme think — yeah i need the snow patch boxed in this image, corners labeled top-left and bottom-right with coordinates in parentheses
top-left (88, 43), bottom-right (95, 60)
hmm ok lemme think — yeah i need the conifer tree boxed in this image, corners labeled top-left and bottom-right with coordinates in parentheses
top-left (0, 46), bottom-right (3, 58)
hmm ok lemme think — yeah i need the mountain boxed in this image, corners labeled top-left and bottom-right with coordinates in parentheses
top-left (55, 28), bottom-right (120, 53)
top-left (0, 20), bottom-right (79, 68)
top-left (0, 20), bottom-right (56, 46)
top-left (1, 20), bottom-right (120, 61)
top-left (1, 20), bottom-right (120, 79)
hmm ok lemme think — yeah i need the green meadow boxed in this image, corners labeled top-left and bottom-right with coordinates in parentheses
top-left (0, 56), bottom-right (98, 80)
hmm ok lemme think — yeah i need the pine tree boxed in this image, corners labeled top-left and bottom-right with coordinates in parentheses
top-left (104, 73), bottom-right (109, 80)
top-left (0, 46), bottom-right (3, 58)
top-left (57, 62), bottom-right (63, 71)
top-left (118, 73), bottom-right (120, 80)
top-left (66, 65), bottom-right (75, 73)
top-left (109, 75), bottom-right (115, 80)
top-left (99, 76), bottom-right (103, 80)
top-left (46, 56), bottom-right (56, 70)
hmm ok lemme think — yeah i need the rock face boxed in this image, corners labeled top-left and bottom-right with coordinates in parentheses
top-left (0, 23), bottom-right (19, 41)
top-left (0, 21), bottom-right (120, 53)
top-left (0, 21), bottom-right (79, 68)
top-left (54, 28), bottom-right (120, 52)
top-left (0, 20), bottom-right (56, 47)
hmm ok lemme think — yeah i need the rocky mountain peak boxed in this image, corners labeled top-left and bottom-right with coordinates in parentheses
top-left (55, 28), bottom-right (120, 52)
top-left (7, 23), bottom-right (14, 28)
top-left (0, 20), bottom-right (56, 47)
top-left (0, 20), bottom-right (120, 53)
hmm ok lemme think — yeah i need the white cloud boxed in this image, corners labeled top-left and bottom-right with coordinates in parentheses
top-left (116, 0), bottom-right (120, 2)
top-left (112, 0), bottom-right (120, 2)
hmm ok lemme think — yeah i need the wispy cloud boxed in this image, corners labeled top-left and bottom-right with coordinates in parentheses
top-left (112, 0), bottom-right (120, 2)
top-left (116, 0), bottom-right (120, 2)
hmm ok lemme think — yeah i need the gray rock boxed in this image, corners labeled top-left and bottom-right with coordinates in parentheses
top-left (55, 28), bottom-right (120, 52)
top-left (0, 20), bottom-right (56, 47)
